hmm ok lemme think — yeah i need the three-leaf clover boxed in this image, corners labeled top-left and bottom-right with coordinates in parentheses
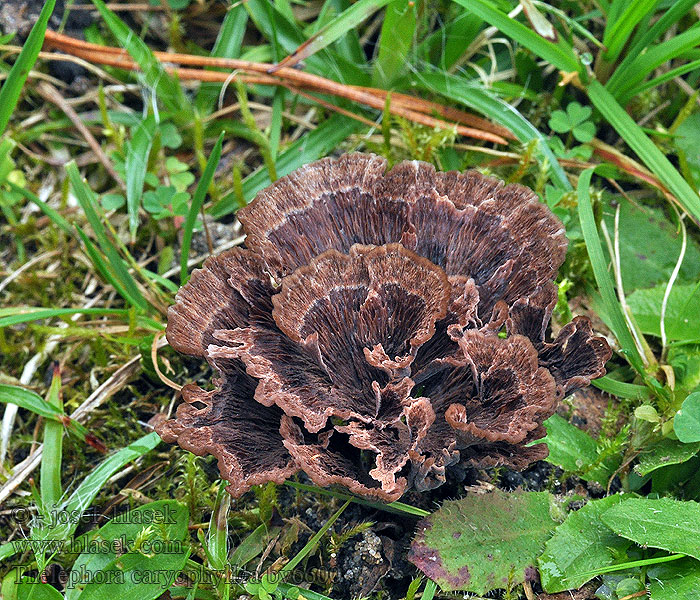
top-left (143, 185), bottom-right (190, 220)
top-left (548, 102), bottom-right (596, 142)
top-left (165, 157), bottom-right (195, 192)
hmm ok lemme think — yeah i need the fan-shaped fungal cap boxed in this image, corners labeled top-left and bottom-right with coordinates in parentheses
top-left (156, 153), bottom-right (611, 501)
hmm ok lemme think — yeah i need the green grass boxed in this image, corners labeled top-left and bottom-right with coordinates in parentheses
top-left (2, 1), bottom-right (700, 599)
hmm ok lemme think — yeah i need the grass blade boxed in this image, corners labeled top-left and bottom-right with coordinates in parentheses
top-left (40, 366), bottom-right (63, 510)
top-left (454, 0), bottom-right (579, 73)
top-left (578, 167), bottom-right (645, 373)
top-left (90, 0), bottom-right (188, 118)
top-left (587, 80), bottom-right (700, 225)
top-left (0, 307), bottom-right (127, 328)
top-left (195, 4), bottom-right (248, 113)
top-left (576, 553), bottom-right (684, 577)
top-left (607, 25), bottom-right (700, 99)
top-left (125, 115), bottom-right (157, 240)
top-left (0, 384), bottom-right (63, 421)
top-left (277, 583), bottom-right (336, 600)
top-left (415, 71), bottom-right (571, 190)
top-left (7, 181), bottom-right (72, 234)
top-left (211, 115), bottom-right (360, 218)
top-left (245, 0), bottom-right (367, 84)
top-left (284, 481), bottom-right (429, 517)
top-left (180, 132), bottom-right (224, 285)
top-left (50, 432), bottom-right (161, 540)
top-left (0, 0), bottom-right (55, 135)
top-left (278, 499), bottom-right (351, 577)
top-left (610, 0), bottom-right (698, 93)
top-left (601, 0), bottom-right (658, 63)
top-left (207, 482), bottom-right (231, 571)
top-left (621, 59), bottom-right (700, 104)
top-left (372, 0), bottom-right (417, 87)
top-left (276, 0), bottom-right (391, 70)
top-left (268, 88), bottom-right (285, 161)
top-left (592, 376), bottom-right (652, 400)
top-left (74, 226), bottom-right (146, 310)
top-left (67, 162), bottom-right (148, 310)
top-left (0, 384), bottom-right (90, 442)
top-left (316, 0), bottom-right (368, 65)
top-left (421, 579), bottom-right (438, 600)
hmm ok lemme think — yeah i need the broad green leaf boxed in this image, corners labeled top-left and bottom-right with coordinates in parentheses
top-left (77, 544), bottom-right (189, 600)
top-left (538, 494), bottom-right (630, 593)
top-left (635, 437), bottom-right (700, 476)
top-left (627, 284), bottom-right (700, 341)
top-left (101, 193), bottom-right (125, 211)
top-left (676, 113), bottom-right (700, 191)
top-left (602, 497), bottom-right (700, 560)
top-left (538, 414), bottom-right (619, 486)
top-left (40, 432), bottom-right (161, 541)
top-left (648, 558), bottom-right (700, 600)
top-left (668, 344), bottom-right (700, 395)
top-left (409, 490), bottom-right (558, 594)
top-left (650, 455), bottom-right (700, 496)
top-left (0, 0), bottom-right (55, 135)
top-left (548, 110), bottom-right (571, 133)
top-left (567, 102), bottom-right (592, 126)
top-left (539, 415), bottom-right (598, 471)
top-left (675, 393), bottom-right (700, 443)
top-left (601, 200), bottom-right (700, 293)
top-left (16, 582), bottom-right (63, 600)
top-left (67, 500), bottom-right (189, 600)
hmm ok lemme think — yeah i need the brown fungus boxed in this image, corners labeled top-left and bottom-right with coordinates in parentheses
top-left (157, 153), bottom-right (612, 501)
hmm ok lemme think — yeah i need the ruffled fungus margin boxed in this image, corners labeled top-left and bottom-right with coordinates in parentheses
top-left (157, 153), bottom-right (611, 501)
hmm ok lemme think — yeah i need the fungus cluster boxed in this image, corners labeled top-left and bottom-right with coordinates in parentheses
top-left (157, 153), bottom-right (611, 501)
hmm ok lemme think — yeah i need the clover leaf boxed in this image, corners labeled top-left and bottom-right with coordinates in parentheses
top-left (143, 185), bottom-right (190, 220)
top-left (548, 101), bottom-right (596, 142)
top-left (166, 157), bottom-right (195, 192)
